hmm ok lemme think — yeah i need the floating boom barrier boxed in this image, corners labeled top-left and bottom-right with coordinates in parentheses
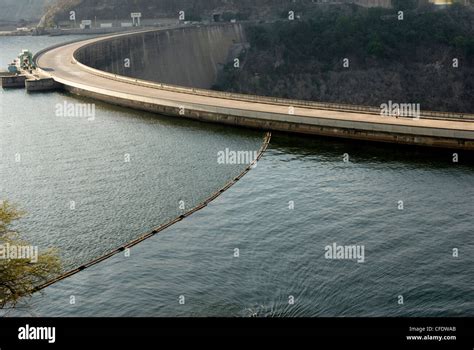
top-left (33, 131), bottom-right (272, 293)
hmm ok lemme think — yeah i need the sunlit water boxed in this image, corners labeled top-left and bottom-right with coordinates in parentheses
top-left (1, 36), bottom-right (473, 317)
top-left (0, 35), bottom-right (263, 270)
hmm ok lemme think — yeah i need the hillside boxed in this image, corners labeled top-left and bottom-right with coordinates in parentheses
top-left (40, 0), bottom-right (392, 26)
top-left (0, 0), bottom-right (52, 23)
top-left (214, 5), bottom-right (474, 113)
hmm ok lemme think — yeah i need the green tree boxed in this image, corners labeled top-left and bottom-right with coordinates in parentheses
top-left (367, 37), bottom-right (385, 58)
top-left (0, 201), bottom-right (61, 309)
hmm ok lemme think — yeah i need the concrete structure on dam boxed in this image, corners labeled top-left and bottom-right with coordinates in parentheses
top-left (74, 24), bottom-right (246, 89)
top-left (34, 23), bottom-right (474, 150)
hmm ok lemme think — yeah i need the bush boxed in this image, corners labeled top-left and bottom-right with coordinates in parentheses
top-left (0, 201), bottom-right (61, 309)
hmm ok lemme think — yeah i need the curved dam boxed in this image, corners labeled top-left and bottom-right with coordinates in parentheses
top-left (74, 24), bottom-right (246, 89)
top-left (35, 24), bottom-right (474, 150)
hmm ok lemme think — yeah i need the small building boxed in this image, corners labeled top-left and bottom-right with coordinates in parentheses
top-left (80, 20), bottom-right (92, 29)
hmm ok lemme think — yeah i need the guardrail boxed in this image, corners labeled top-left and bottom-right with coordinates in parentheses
top-left (33, 27), bottom-right (168, 63)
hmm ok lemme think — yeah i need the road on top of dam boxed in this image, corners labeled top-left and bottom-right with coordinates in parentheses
top-left (35, 28), bottom-right (474, 144)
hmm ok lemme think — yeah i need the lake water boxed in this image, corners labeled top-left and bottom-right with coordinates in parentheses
top-left (1, 35), bottom-right (473, 317)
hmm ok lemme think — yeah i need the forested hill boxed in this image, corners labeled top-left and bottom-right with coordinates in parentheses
top-left (214, 5), bottom-right (474, 113)
top-left (40, 0), bottom-right (392, 26)
top-left (43, 0), bottom-right (323, 23)
top-left (0, 0), bottom-right (52, 22)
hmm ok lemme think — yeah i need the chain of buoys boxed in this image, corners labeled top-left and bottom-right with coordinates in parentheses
top-left (33, 131), bottom-right (272, 293)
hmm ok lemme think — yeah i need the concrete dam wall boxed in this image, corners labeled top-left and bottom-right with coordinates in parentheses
top-left (75, 24), bottom-right (246, 89)
top-left (35, 25), bottom-right (474, 150)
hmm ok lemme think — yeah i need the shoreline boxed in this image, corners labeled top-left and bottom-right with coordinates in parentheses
top-left (0, 31), bottom-right (33, 36)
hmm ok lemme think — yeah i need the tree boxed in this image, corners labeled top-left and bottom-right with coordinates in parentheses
top-left (367, 37), bottom-right (385, 58)
top-left (0, 201), bottom-right (61, 309)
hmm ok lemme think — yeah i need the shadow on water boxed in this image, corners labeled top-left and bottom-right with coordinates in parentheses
top-left (271, 131), bottom-right (474, 170)
top-left (58, 91), bottom-right (264, 139)
top-left (51, 91), bottom-right (474, 170)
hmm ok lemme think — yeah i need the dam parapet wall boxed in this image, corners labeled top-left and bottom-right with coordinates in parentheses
top-left (74, 24), bottom-right (246, 89)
